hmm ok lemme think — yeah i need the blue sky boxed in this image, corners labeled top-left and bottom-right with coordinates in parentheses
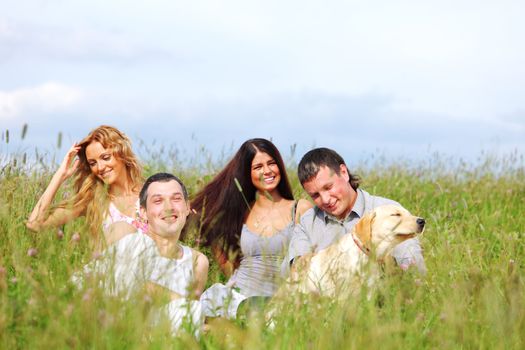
top-left (1, 0), bottom-right (524, 167)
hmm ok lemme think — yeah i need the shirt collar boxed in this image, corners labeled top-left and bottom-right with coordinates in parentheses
top-left (321, 188), bottom-right (365, 224)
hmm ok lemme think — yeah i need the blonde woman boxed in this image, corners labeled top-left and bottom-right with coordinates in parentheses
top-left (27, 125), bottom-right (145, 247)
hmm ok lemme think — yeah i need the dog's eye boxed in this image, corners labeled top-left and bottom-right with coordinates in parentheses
top-left (391, 213), bottom-right (401, 217)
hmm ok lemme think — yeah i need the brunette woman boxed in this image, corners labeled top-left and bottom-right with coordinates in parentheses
top-left (192, 138), bottom-right (312, 302)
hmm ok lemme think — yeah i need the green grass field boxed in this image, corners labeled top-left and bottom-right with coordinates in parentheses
top-left (1, 138), bottom-right (524, 349)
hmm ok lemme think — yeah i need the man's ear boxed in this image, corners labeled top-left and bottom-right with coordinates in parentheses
top-left (339, 164), bottom-right (350, 182)
top-left (353, 212), bottom-right (376, 245)
top-left (139, 206), bottom-right (147, 222)
top-left (185, 200), bottom-right (193, 217)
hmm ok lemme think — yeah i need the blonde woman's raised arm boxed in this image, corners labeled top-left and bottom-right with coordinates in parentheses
top-left (26, 144), bottom-right (83, 232)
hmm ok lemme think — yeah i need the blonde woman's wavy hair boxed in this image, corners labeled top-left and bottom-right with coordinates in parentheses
top-left (60, 125), bottom-right (143, 242)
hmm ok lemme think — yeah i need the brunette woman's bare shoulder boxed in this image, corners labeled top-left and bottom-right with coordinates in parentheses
top-left (295, 198), bottom-right (314, 220)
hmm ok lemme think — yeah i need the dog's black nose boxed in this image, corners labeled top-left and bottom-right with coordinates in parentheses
top-left (417, 218), bottom-right (425, 227)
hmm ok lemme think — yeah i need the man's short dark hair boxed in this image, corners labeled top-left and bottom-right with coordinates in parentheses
top-left (297, 148), bottom-right (360, 190)
top-left (139, 172), bottom-right (188, 208)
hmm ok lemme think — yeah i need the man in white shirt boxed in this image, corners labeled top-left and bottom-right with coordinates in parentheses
top-left (74, 172), bottom-right (209, 335)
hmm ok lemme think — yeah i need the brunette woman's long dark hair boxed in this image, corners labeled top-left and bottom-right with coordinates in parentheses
top-left (190, 138), bottom-right (294, 264)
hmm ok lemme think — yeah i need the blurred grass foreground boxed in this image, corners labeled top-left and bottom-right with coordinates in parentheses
top-left (1, 128), bottom-right (524, 349)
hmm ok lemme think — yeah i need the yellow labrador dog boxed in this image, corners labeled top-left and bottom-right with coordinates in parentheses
top-left (289, 204), bottom-right (425, 298)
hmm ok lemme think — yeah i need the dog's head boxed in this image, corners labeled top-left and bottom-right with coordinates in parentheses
top-left (353, 205), bottom-right (425, 259)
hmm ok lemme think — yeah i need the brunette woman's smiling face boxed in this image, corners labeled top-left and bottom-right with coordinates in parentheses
top-left (85, 141), bottom-right (126, 186)
top-left (250, 151), bottom-right (281, 193)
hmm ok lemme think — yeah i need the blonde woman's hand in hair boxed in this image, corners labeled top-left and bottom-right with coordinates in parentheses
top-left (57, 144), bottom-right (81, 181)
top-left (26, 144), bottom-right (82, 232)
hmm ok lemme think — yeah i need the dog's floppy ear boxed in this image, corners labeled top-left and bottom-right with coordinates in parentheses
top-left (353, 211), bottom-right (376, 247)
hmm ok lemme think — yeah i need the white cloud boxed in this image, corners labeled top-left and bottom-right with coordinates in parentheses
top-left (0, 1), bottom-right (524, 162)
top-left (0, 82), bottom-right (82, 121)
top-left (0, 17), bottom-right (174, 64)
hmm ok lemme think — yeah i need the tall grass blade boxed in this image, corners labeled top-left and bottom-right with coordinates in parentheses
top-left (234, 177), bottom-right (251, 210)
top-left (21, 124), bottom-right (28, 140)
top-left (57, 131), bottom-right (62, 149)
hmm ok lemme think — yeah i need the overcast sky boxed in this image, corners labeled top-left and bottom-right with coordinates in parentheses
top-left (1, 0), bottom-right (524, 167)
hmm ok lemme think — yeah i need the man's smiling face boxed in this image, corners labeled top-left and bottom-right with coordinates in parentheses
top-left (141, 180), bottom-right (190, 240)
top-left (302, 165), bottom-right (357, 220)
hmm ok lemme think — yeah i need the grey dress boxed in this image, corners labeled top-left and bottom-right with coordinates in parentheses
top-left (228, 222), bottom-right (294, 297)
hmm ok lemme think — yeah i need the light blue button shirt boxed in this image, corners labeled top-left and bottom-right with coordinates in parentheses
top-left (282, 188), bottom-right (426, 275)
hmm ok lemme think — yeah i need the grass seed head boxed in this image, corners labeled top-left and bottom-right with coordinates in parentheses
top-left (27, 248), bottom-right (38, 257)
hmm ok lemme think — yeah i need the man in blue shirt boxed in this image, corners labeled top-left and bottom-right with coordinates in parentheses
top-left (284, 147), bottom-right (426, 275)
